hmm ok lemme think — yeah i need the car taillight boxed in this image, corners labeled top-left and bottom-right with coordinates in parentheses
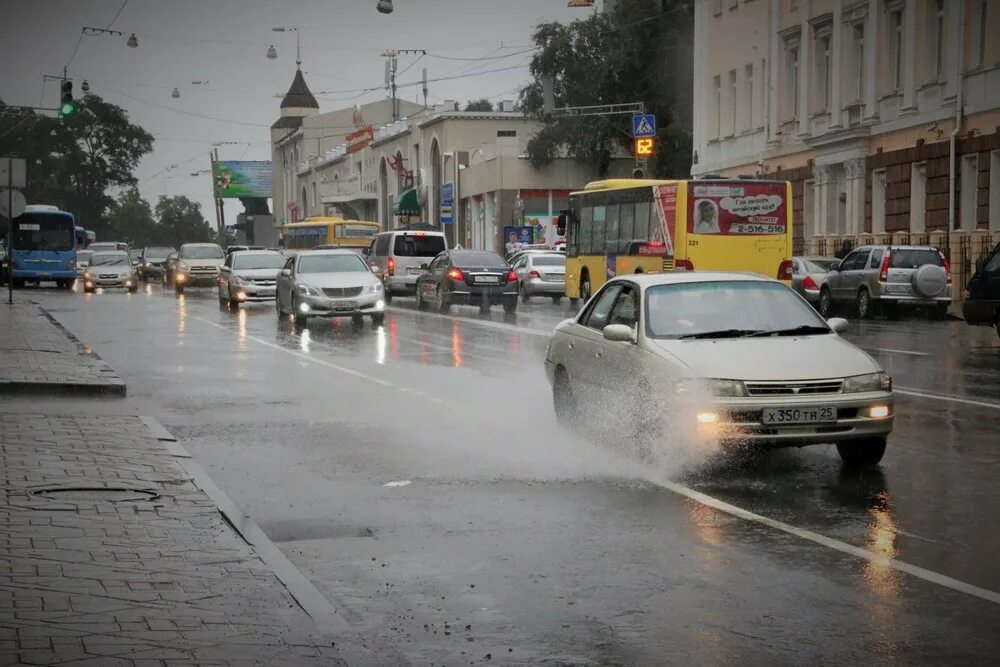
top-left (802, 274), bottom-right (818, 290)
top-left (675, 259), bottom-right (694, 271)
top-left (879, 250), bottom-right (890, 282)
top-left (777, 260), bottom-right (793, 281)
top-left (939, 251), bottom-right (952, 285)
top-left (447, 268), bottom-right (463, 281)
top-left (528, 269), bottom-right (541, 278)
top-left (388, 257), bottom-right (395, 276)
top-left (507, 270), bottom-right (517, 283)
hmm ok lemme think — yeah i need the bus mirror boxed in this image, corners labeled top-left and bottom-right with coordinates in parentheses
top-left (556, 211), bottom-right (568, 236)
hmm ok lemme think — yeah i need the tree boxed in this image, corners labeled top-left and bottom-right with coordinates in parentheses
top-left (463, 99), bottom-right (494, 112)
top-left (0, 95), bottom-right (154, 237)
top-left (155, 196), bottom-right (215, 247)
top-left (108, 189), bottom-right (157, 246)
top-left (518, 0), bottom-right (693, 178)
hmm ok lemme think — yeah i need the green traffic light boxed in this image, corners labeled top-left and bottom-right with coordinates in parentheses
top-left (59, 102), bottom-right (76, 116)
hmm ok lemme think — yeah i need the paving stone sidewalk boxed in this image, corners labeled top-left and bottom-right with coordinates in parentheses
top-left (0, 302), bottom-right (125, 395)
top-left (0, 413), bottom-right (346, 665)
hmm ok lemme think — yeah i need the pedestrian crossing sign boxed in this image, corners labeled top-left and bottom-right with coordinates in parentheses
top-left (632, 114), bottom-right (656, 138)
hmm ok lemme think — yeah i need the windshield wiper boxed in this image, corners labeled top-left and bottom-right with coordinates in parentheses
top-left (678, 328), bottom-right (767, 340)
top-left (749, 325), bottom-right (831, 337)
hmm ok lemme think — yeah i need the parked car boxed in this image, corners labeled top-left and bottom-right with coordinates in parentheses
top-left (172, 243), bottom-right (225, 294)
top-left (962, 244), bottom-right (1000, 338)
top-left (161, 251), bottom-right (179, 286)
top-left (545, 272), bottom-right (894, 467)
top-left (791, 257), bottom-right (839, 306)
top-left (75, 250), bottom-right (94, 278)
top-left (138, 246), bottom-right (175, 281)
top-left (817, 245), bottom-right (951, 319)
top-left (512, 252), bottom-right (566, 303)
top-left (368, 230), bottom-right (448, 301)
top-left (415, 249), bottom-right (519, 315)
top-left (218, 250), bottom-right (285, 307)
top-left (275, 249), bottom-right (385, 327)
top-left (81, 251), bottom-right (139, 294)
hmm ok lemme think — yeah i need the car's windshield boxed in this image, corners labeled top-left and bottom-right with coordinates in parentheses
top-left (298, 254), bottom-right (368, 273)
top-left (180, 245), bottom-right (224, 259)
top-left (144, 247), bottom-right (172, 259)
top-left (77, 251), bottom-right (93, 264)
top-left (645, 281), bottom-right (829, 339)
top-left (233, 253), bottom-right (285, 270)
top-left (393, 235), bottom-right (446, 257)
top-left (802, 259), bottom-right (838, 273)
top-left (89, 253), bottom-right (131, 267)
top-left (533, 255), bottom-right (565, 266)
top-left (890, 249), bottom-right (943, 269)
top-left (452, 251), bottom-right (506, 267)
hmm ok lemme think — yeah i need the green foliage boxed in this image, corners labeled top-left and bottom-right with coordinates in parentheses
top-left (0, 95), bottom-right (154, 236)
top-left (108, 189), bottom-right (156, 246)
top-left (519, 0), bottom-right (693, 178)
top-left (464, 99), bottom-right (494, 112)
top-left (154, 195), bottom-right (216, 247)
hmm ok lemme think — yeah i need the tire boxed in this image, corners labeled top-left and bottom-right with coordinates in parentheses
top-left (994, 311), bottom-right (1000, 340)
top-left (478, 297), bottom-right (491, 315)
top-left (293, 298), bottom-right (307, 327)
top-left (352, 315), bottom-right (364, 327)
top-left (415, 287), bottom-right (427, 311)
top-left (818, 287), bottom-right (834, 317)
top-left (503, 298), bottom-right (517, 315)
top-left (56, 280), bottom-right (66, 289)
top-left (437, 288), bottom-right (451, 314)
top-left (276, 294), bottom-right (285, 316)
top-left (127, 286), bottom-right (137, 294)
top-left (552, 295), bottom-right (562, 304)
top-left (580, 278), bottom-right (592, 304)
top-left (857, 289), bottom-right (874, 320)
top-left (372, 313), bottom-right (385, 327)
top-left (521, 285), bottom-right (530, 303)
top-left (553, 370), bottom-right (578, 427)
top-left (65, 279), bottom-right (76, 291)
top-left (836, 437), bottom-right (887, 468)
top-left (384, 284), bottom-right (393, 304)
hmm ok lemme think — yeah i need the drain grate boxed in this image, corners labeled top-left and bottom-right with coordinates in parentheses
top-left (30, 487), bottom-right (159, 503)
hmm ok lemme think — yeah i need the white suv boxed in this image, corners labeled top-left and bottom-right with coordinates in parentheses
top-left (368, 230), bottom-right (448, 301)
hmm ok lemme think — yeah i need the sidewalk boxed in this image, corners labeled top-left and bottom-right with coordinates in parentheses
top-left (0, 412), bottom-right (347, 665)
top-left (0, 302), bottom-right (125, 396)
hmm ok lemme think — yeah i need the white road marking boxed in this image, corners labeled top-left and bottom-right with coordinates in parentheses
top-left (383, 480), bottom-right (412, 487)
top-left (650, 476), bottom-right (1000, 605)
top-left (194, 311), bottom-right (1000, 604)
top-left (871, 348), bottom-right (929, 357)
top-left (895, 387), bottom-right (1000, 410)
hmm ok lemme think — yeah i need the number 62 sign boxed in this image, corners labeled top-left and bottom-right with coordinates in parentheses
top-left (633, 138), bottom-right (655, 157)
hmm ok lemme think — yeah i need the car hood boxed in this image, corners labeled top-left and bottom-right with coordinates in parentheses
top-left (648, 334), bottom-right (880, 380)
top-left (299, 272), bottom-right (377, 289)
top-left (179, 257), bottom-right (224, 267)
top-left (234, 268), bottom-right (281, 280)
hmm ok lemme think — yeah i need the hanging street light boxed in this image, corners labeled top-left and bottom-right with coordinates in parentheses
top-left (126, 33), bottom-right (138, 48)
top-left (266, 44), bottom-right (278, 59)
top-left (80, 79), bottom-right (90, 93)
top-left (171, 87), bottom-right (180, 99)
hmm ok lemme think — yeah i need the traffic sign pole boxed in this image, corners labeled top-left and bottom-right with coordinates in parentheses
top-left (7, 159), bottom-right (13, 304)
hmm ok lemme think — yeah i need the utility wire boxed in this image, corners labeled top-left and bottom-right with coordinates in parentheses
top-left (105, 0), bottom-right (129, 28)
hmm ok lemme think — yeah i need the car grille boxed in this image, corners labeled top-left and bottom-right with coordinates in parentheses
top-left (322, 286), bottom-right (363, 298)
top-left (250, 279), bottom-right (276, 286)
top-left (98, 274), bottom-right (121, 279)
top-left (744, 379), bottom-right (844, 396)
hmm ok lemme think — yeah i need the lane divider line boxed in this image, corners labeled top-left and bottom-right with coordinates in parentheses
top-left (651, 476), bottom-right (1000, 605)
top-left (895, 387), bottom-right (1000, 410)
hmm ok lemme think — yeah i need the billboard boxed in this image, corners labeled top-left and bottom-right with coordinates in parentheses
top-left (687, 182), bottom-right (787, 235)
top-left (213, 161), bottom-right (273, 199)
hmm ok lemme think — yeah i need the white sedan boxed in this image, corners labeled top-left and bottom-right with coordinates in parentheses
top-left (544, 272), bottom-right (894, 467)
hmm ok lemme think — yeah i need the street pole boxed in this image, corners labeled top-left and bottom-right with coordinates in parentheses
top-left (211, 149), bottom-right (222, 236)
top-left (7, 160), bottom-right (13, 304)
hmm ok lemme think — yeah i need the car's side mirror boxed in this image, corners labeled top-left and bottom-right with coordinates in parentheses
top-left (827, 317), bottom-right (848, 334)
top-left (280, 268), bottom-right (292, 277)
top-left (602, 323), bottom-right (636, 343)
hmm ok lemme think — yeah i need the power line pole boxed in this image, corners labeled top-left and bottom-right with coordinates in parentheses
top-left (382, 49), bottom-right (426, 121)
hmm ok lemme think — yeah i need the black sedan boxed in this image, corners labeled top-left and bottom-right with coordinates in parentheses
top-left (415, 250), bottom-right (518, 314)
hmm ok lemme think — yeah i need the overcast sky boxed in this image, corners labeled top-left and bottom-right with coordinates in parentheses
top-left (0, 0), bottom-right (598, 229)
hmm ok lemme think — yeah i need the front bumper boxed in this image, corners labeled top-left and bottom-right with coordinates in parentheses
top-left (84, 275), bottom-right (137, 289)
top-left (231, 283), bottom-right (277, 302)
top-left (700, 391), bottom-right (894, 446)
top-left (12, 269), bottom-right (77, 280)
top-left (524, 278), bottom-right (566, 295)
top-left (175, 270), bottom-right (218, 287)
top-left (297, 291), bottom-right (384, 317)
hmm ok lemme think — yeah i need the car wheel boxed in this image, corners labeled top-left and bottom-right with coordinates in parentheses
top-left (552, 295), bottom-right (562, 304)
top-left (415, 287), bottom-right (427, 311)
top-left (553, 370), bottom-right (578, 427)
top-left (503, 298), bottom-right (517, 315)
top-left (521, 284), bottom-right (530, 303)
top-left (818, 287), bottom-right (834, 317)
top-left (56, 279), bottom-right (66, 289)
top-left (857, 289), bottom-right (874, 320)
top-left (383, 282), bottom-right (393, 303)
top-left (836, 437), bottom-right (887, 468)
top-left (276, 294), bottom-right (285, 316)
top-left (372, 313), bottom-right (385, 327)
top-left (580, 278), bottom-right (591, 304)
top-left (65, 279), bottom-right (76, 291)
top-left (437, 288), bottom-right (450, 314)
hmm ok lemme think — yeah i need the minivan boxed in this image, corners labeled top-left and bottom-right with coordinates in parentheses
top-left (368, 229), bottom-right (448, 300)
top-left (963, 244), bottom-right (1000, 338)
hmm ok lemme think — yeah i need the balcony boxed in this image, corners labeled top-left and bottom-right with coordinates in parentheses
top-left (845, 103), bottom-right (864, 128)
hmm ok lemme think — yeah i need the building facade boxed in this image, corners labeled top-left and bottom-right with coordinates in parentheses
top-left (693, 0), bottom-right (1000, 292)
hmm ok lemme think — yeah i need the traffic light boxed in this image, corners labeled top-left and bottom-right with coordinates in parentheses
top-left (59, 80), bottom-right (75, 117)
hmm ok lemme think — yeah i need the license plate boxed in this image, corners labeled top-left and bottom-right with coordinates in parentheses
top-left (474, 275), bottom-right (500, 284)
top-left (332, 301), bottom-right (357, 311)
top-left (761, 406), bottom-right (836, 425)
top-left (407, 267), bottom-right (423, 275)
top-left (884, 283), bottom-right (910, 294)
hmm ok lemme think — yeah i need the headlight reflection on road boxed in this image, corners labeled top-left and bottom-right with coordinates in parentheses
top-left (236, 308), bottom-right (248, 351)
top-left (300, 328), bottom-right (311, 353)
top-left (176, 294), bottom-right (186, 344)
top-left (389, 319), bottom-right (399, 361)
top-left (375, 325), bottom-right (387, 365)
top-left (863, 505), bottom-right (902, 597)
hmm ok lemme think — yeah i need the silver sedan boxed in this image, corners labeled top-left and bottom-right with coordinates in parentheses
top-left (512, 252), bottom-right (566, 303)
top-left (544, 272), bottom-right (894, 467)
top-left (275, 249), bottom-right (386, 327)
top-left (791, 256), bottom-right (839, 306)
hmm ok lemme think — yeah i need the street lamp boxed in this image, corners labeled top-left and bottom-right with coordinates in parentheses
top-left (271, 27), bottom-right (301, 66)
top-left (171, 87), bottom-right (180, 99)
top-left (377, 0), bottom-right (394, 13)
top-left (80, 79), bottom-right (90, 93)
top-left (126, 33), bottom-right (138, 48)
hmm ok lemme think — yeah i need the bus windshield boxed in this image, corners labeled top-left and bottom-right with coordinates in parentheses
top-left (13, 214), bottom-right (74, 251)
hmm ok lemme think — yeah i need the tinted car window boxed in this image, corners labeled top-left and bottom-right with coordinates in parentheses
top-left (985, 251), bottom-right (1000, 273)
top-left (890, 249), bottom-right (943, 268)
top-left (298, 254), bottom-right (368, 273)
top-left (533, 255), bottom-right (565, 267)
top-left (609, 286), bottom-right (638, 327)
top-left (849, 250), bottom-right (870, 270)
top-left (801, 259), bottom-right (838, 273)
top-left (180, 245), bottom-right (224, 259)
top-left (393, 235), bottom-right (446, 257)
top-left (451, 251), bottom-right (506, 268)
top-left (374, 234), bottom-right (391, 255)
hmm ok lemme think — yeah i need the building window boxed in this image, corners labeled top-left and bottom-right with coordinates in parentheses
top-left (815, 27), bottom-right (832, 111)
top-left (928, 0), bottom-right (945, 81)
top-left (853, 24), bottom-right (865, 101)
top-left (728, 69), bottom-right (737, 135)
top-left (745, 63), bottom-right (754, 130)
top-left (785, 39), bottom-right (800, 120)
top-left (713, 74), bottom-right (722, 138)
top-left (889, 7), bottom-right (903, 91)
top-left (975, 0), bottom-right (988, 67)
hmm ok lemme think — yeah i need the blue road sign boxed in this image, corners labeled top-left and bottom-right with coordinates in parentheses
top-left (440, 182), bottom-right (455, 224)
top-left (632, 114), bottom-right (656, 138)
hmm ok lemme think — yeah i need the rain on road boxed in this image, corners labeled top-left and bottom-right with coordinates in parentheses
top-left (17, 283), bottom-right (1000, 666)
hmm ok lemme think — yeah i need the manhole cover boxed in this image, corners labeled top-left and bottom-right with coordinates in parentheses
top-left (31, 487), bottom-right (159, 502)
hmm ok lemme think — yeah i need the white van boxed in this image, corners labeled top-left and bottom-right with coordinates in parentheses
top-left (368, 229), bottom-right (448, 301)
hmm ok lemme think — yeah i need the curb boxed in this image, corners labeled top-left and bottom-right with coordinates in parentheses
top-left (140, 415), bottom-right (402, 666)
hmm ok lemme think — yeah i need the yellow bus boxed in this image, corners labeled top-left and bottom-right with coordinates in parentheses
top-left (282, 217), bottom-right (380, 251)
top-left (562, 178), bottom-right (793, 304)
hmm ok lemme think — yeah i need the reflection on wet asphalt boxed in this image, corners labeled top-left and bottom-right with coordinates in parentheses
top-left (24, 284), bottom-right (1000, 665)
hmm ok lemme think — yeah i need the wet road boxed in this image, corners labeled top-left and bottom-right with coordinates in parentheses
top-left (18, 282), bottom-right (1000, 665)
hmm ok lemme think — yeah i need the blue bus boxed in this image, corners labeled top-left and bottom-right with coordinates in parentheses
top-left (9, 205), bottom-right (78, 288)
top-left (74, 226), bottom-right (94, 249)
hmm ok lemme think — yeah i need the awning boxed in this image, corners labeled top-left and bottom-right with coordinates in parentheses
top-left (393, 188), bottom-right (421, 216)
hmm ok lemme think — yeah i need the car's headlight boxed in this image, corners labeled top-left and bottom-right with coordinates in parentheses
top-left (843, 372), bottom-right (891, 393)
top-left (83, 272), bottom-right (92, 280)
top-left (364, 282), bottom-right (383, 294)
top-left (296, 284), bottom-right (320, 296)
top-left (232, 276), bottom-right (248, 287)
top-left (675, 378), bottom-right (747, 397)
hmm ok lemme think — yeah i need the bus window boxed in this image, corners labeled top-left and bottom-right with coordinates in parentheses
top-left (635, 201), bottom-right (652, 245)
top-left (604, 204), bottom-right (619, 254)
top-left (618, 202), bottom-right (635, 253)
top-left (567, 208), bottom-right (579, 256)
top-left (579, 207), bottom-right (595, 255)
